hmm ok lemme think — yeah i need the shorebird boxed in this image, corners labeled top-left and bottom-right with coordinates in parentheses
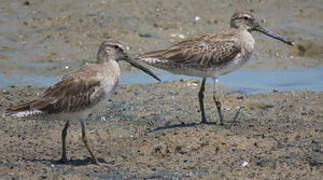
top-left (138, 11), bottom-right (294, 125)
top-left (4, 39), bottom-right (161, 165)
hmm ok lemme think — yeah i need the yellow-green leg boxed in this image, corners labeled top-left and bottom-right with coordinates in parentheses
top-left (81, 120), bottom-right (99, 165)
top-left (199, 78), bottom-right (207, 124)
top-left (213, 78), bottom-right (224, 125)
top-left (59, 121), bottom-right (70, 163)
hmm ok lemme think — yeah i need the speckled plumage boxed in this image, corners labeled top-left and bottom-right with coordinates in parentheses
top-left (141, 29), bottom-right (254, 77)
top-left (139, 12), bottom-right (294, 125)
top-left (6, 41), bottom-right (123, 117)
top-left (5, 39), bottom-right (160, 165)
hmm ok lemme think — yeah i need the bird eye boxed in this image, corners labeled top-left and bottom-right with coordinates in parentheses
top-left (113, 45), bottom-right (125, 52)
top-left (243, 16), bottom-right (249, 20)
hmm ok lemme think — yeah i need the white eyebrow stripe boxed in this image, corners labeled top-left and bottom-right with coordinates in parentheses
top-left (242, 14), bottom-right (251, 19)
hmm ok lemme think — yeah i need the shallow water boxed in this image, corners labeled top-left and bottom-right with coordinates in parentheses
top-left (1, 67), bottom-right (322, 94)
top-left (125, 67), bottom-right (323, 94)
top-left (0, 0), bottom-right (322, 94)
top-left (1, 1), bottom-right (322, 179)
top-left (219, 67), bottom-right (323, 93)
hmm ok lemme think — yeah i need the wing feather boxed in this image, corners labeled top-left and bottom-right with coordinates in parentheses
top-left (141, 31), bottom-right (241, 68)
top-left (6, 65), bottom-right (107, 115)
top-left (30, 77), bottom-right (102, 114)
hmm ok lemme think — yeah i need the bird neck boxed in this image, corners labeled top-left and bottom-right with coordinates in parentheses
top-left (230, 22), bottom-right (251, 32)
top-left (97, 54), bottom-right (116, 64)
top-left (239, 29), bottom-right (255, 52)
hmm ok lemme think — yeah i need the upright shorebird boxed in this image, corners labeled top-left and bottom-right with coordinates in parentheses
top-left (4, 39), bottom-right (161, 165)
top-left (139, 12), bottom-right (294, 125)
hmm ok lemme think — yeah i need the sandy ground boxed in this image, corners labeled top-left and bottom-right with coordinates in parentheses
top-left (0, 82), bottom-right (322, 179)
top-left (0, 0), bottom-right (323, 179)
top-left (0, 0), bottom-right (322, 77)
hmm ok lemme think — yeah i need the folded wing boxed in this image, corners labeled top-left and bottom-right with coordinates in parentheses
top-left (141, 32), bottom-right (241, 68)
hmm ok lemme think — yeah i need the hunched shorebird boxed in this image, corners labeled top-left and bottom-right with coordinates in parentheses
top-left (139, 11), bottom-right (294, 125)
top-left (4, 39), bottom-right (161, 165)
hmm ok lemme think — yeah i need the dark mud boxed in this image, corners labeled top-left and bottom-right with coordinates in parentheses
top-left (0, 81), bottom-right (322, 179)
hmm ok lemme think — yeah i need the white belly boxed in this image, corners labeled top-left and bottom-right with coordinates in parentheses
top-left (155, 50), bottom-right (252, 78)
top-left (213, 51), bottom-right (253, 76)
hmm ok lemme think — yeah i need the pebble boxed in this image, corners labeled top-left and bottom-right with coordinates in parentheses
top-left (185, 171), bottom-right (196, 177)
top-left (237, 95), bottom-right (244, 99)
top-left (242, 161), bottom-right (249, 167)
top-left (178, 34), bottom-right (185, 39)
top-left (23, 1), bottom-right (30, 6)
top-left (207, 19), bottom-right (218, 24)
top-left (2, 90), bottom-right (9, 95)
top-left (261, 18), bottom-right (266, 23)
top-left (170, 34), bottom-right (185, 39)
top-left (100, 116), bottom-right (106, 121)
top-left (139, 33), bottom-right (153, 38)
top-left (311, 139), bottom-right (320, 144)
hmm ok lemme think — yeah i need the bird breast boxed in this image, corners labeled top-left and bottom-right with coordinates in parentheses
top-left (240, 30), bottom-right (255, 53)
top-left (98, 60), bottom-right (120, 99)
top-left (213, 30), bottom-right (255, 76)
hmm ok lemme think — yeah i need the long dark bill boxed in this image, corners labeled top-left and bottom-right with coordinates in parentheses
top-left (253, 23), bottom-right (295, 46)
top-left (125, 57), bottom-right (161, 82)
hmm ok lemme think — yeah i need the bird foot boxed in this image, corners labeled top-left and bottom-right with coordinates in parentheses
top-left (58, 157), bottom-right (69, 164)
top-left (218, 119), bottom-right (224, 126)
top-left (200, 116), bottom-right (208, 124)
top-left (92, 159), bottom-right (100, 166)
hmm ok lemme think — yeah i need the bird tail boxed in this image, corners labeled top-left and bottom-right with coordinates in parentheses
top-left (3, 101), bottom-right (43, 118)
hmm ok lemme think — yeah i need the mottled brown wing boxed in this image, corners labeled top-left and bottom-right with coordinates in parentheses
top-left (29, 77), bottom-right (102, 114)
top-left (141, 32), bottom-right (241, 67)
top-left (6, 100), bottom-right (37, 113)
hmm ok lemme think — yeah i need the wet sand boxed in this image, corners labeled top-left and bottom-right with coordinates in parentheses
top-left (0, 0), bottom-right (322, 77)
top-left (0, 82), bottom-right (322, 179)
top-left (0, 0), bottom-right (323, 179)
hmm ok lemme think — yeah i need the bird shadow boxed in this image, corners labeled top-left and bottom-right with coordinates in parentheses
top-left (149, 108), bottom-right (242, 133)
top-left (27, 157), bottom-right (108, 167)
top-left (149, 121), bottom-right (218, 132)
